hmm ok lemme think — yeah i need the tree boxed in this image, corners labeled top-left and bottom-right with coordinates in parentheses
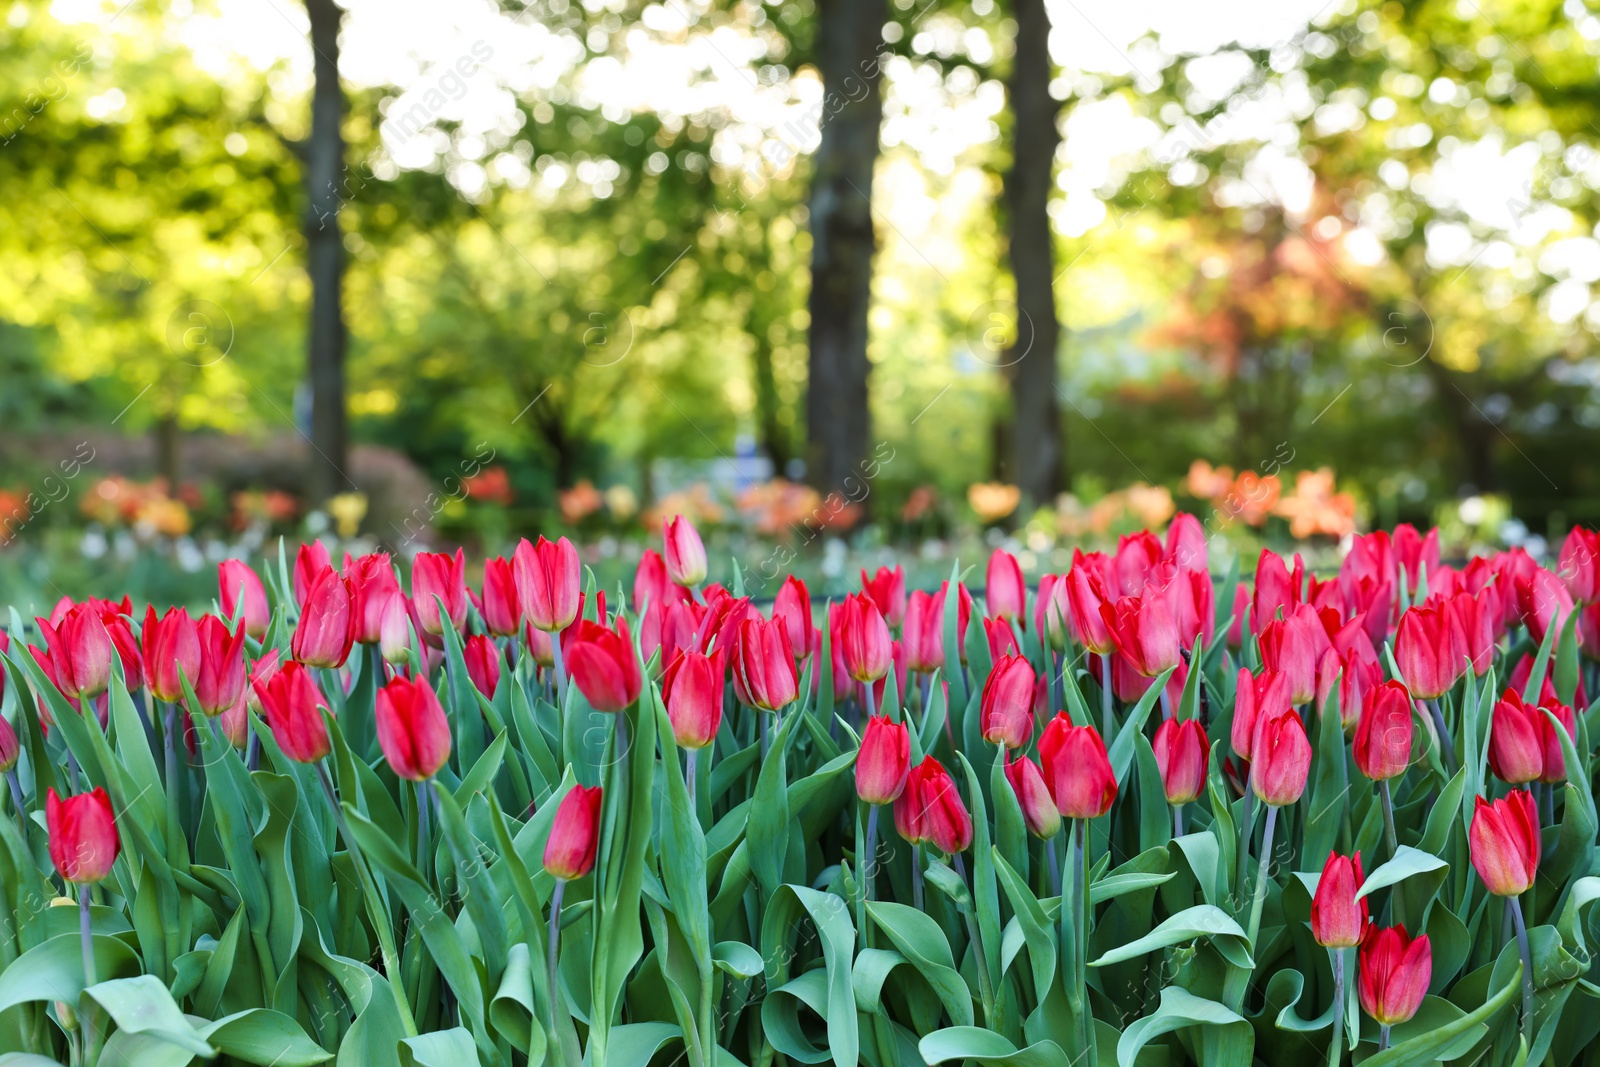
top-left (805, 0), bottom-right (888, 496)
top-left (304, 0), bottom-right (348, 505)
top-left (1001, 0), bottom-right (1064, 504)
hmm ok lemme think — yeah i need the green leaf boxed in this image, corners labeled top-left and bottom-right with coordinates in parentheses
top-left (0, 932), bottom-right (140, 1014)
top-left (581, 1021), bottom-right (683, 1067)
top-left (197, 1009), bottom-right (333, 1066)
top-left (712, 941), bottom-right (763, 980)
top-left (993, 849), bottom-right (1056, 1002)
top-left (86, 976), bottom-right (215, 1056)
top-left (1089, 905), bottom-right (1253, 971)
top-left (866, 901), bottom-right (974, 1026)
top-left (747, 710), bottom-right (796, 901)
top-left (398, 1028), bottom-right (479, 1067)
top-left (1355, 845), bottom-right (1447, 899)
top-left (759, 884), bottom-right (858, 1067)
top-left (1117, 986), bottom-right (1251, 1067)
top-left (917, 1027), bottom-right (1068, 1066)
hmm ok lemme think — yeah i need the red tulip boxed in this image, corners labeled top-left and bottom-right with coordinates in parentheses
top-left (838, 592), bottom-right (892, 684)
top-left (986, 548), bottom-right (1027, 625)
top-left (194, 615), bottom-right (247, 717)
top-left (663, 516), bottom-right (708, 588)
top-left (1354, 680), bottom-right (1413, 781)
top-left (379, 594), bottom-right (413, 664)
top-left (1099, 594), bottom-right (1180, 678)
top-left (218, 695), bottom-right (249, 750)
top-left (218, 559), bottom-right (271, 639)
top-left (1034, 573), bottom-right (1072, 650)
top-left (700, 591), bottom-right (753, 656)
top-left (772, 576), bottom-right (814, 661)
top-left (656, 599), bottom-right (708, 666)
top-left (543, 785), bottom-right (603, 880)
top-left (1392, 524), bottom-right (1440, 594)
top-left (340, 552), bottom-right (398, 645)
top-left (1250, 708), bottom-right (1311, 807)
top-left (633, 549), bottom-right (686, 613)
top-left (1469, 790), bottom-right (1540, 896)
top-left (36, 604), bottom-right (113, 700)
top-left (514, 536), bottom-right (581, 633)
top-left (1150, 561), bottom-right (1214, 652)
top-left (412, 549), bottom-right (468, 636)
top-left (566, 616), bottom-right (642, 712)
top-left (1518, 567), bottom-right (1579, 647)
top-left (1066, 553), bottom-right (1117, 654)
top-left (1320, 644), bottom-right (1383, 730)
top-left (247, 649), bottom-right (281, 708)
top-left (984, 617), bottom-right (1020, 660)
top-left (1559, 527), bottom-right (1599, 603)
top-left (1312, 851), bottom-right (1367, 948)
top-left (462, 634), bottom-right (502, 698)
top-left (1259, 604), bottom-right (1326, 707)
top-left (1358, 924), bottom-right (1431, 1026)
top-left (902, 589), bottom-right (944, 673)
top-left (732, 616), bottom-right (799, 711)
top-left (1537, 697), bottom-right (1577, 785)
top-left (293, 540), bottom-right (333, 607)
top-left (1114, 531), bottom-right (1163, 596)
top-left (256, 661), bottom-right (331, 763)
top-left (855, 714), bottom-right (911, 804)
top-left (142, 605), bottom-right (202, 703)
top-left (663, 649), bottom-right (722, 750)
top-left (522, 621), bottom-right (554, 669)
top-left (1395, 604), bottom-right (1465, 701)
top-left (471, 556), bottom-right (521, 638)
top-left (899, 757), bottom-right (972, 854)
top-left (1489, 689), bottom-right (1546, 785)
top-left (291, 566), bottom-right (355, 669)
top-left (1252, 549), bottom-right (1304, 635)
top-left (46, 787), bottom-right (120, 884)
top-left (1582, 602), bottom-right (1600, 660)
top-left (1004, 755), bottom-right (1062, 839)
top-left (0, 708), bottom-right (15, 771)
top-left (1153, 718), bottom-right (1209, 805)
top-left (980, 654), bottom-right (1036, 749)
top-left (1038, 714), bottom-right (1117, 819)
top-left (860, 565), bottom-right (906, 627)
top-left (1164, 512), bottom-right (1208, 574)
top-left (1226, 582), bottom-right (1249, 648)
top-left (374, 673), bottom-right (452, 781)
top-left (1446, 590), bottom-right (1496, 676)
top-left (1232, 668), bottom-right (1291, 762)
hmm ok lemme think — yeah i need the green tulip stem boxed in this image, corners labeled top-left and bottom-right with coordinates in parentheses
top-left (548, 877), bottom-right (568, 1065)
top-left (1327, 946), bottom-right (1345, 1067)
top-left (862, 804), bottom-right (879, 902)
top-left (163, 702), bottom-right (183, 854)
top-left (315, 762), bottom-right (418, 1037)
top-left (686, 748), bottom-right (699, 814)
top-left (6, 770), bottom-right (25, 846)
top-left (1377, 1023), bottom-right (1391, 1051)
top-left (1076, 818), bottom-right (1094, 1057)
top-left (864, 683), bottom-right (877, 721)
top-left (911, 844), bottom-right (925, 911)
top-left (550, 631), bottom-right (569, 711)
top-left (1511, 894), bottom-right (1534, 1044)
top-left (1425, 699), bottom-right (1457, 775)
top-left (1237, 790), bottom-right (1256, 904)
top-left (79, 884), bottom-right (95, 988)
top-left (952, 853), bottom-right (995, 1026)
top-left (416, 779), bottom-right (432, 871)
top-left (1045, 835), bottom-right (1061, 898)
top-left (1246, 805), bottom-right (1278, 953)
top-left (1379, 780), bottom-right (1405, 927)
top-left (1100, 657), bottom-right (1115, 737)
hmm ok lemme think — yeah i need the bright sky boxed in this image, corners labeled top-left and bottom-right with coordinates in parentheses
top-left (48, 0), bottom-right (1600, 330)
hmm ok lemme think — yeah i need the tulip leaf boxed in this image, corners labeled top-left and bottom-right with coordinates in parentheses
top-left (433, 785), bottom-right (510, 986)
top-left (397, 1027), bottom-right (477, 1067)
top-left (1555, 608), bottom-right (1581, 708)
top-left (956, 751), bottom-right (1005, 1011)
top-left (1302, 671), bottom-right (1349, 872)
top-left (1117, 986), bottom-right (1251, 1067)
top-left (85, 975), bottom-right (215, 1057)
top-left (1521, 618), bottom-right (1560, 704)
top-left (0, 933), bottom-right (140, 1015)
top-left (992, 849), bottom-right (1056, 1003)
top-left (1134, 732), bottom-right (1170, 856)
top-left (1542, 706), bottom-right (1599, 885)
top-left (759, 884), bottom-right (858, 1067)
top-left (747, 710), bottom-right (796, 901)
top-left (866, 901), bottom-right (974, 1026)
top-left (1419, 768), bottom-right (1467, 856)
top-left (1355, 845), bottom-right (1447, 899)
top-left (917, 1027), bottom-right (1068, 1066)
top-left (197, 1009), bottom-right (334, 1065)
top-left (711, 941), bottom-right (763, 980)
top-left (1089, 905), bottom-right (1253, 971)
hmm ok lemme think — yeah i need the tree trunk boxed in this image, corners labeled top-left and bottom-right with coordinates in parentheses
top-left (805, 0), bottom-right (886, 496)
top-left (1421, 353), bottom-right (1496, 493)
top-left (305, 0), bottom-right (348, 505)
top-left (1003, 0), bottom-right (1064, 505)
top-left (154, 415), bottom-right (181, 488)
top-left (751, 334), bottom-right (791, 474)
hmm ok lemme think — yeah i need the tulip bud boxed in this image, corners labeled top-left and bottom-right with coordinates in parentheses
top-left (1258, 605), bottom-right (1325, 706)
top-left (1488, 689), bottom-right (1545, 785)
top-left (255, 661), bottom-right (331, 763)
top-left (375, 674), bottom-right (452, 781)
top-left (566, 617), bottom-right (643, 713)
top-left (218, 695), bottom-right (250, 750)
top-left (983, 617), bottom-right (1020, 660)
top-left (838, 593), bottom-right (892, 684)
top-left (1538, 697), bottom-right (1577, 785)
top-left (293, 540), bottom-right (333, 608)
top-left (986, 548), bottom-right (1027, 625)
top-left (1066, 552), bottom-right (1116, 654)
top-left (194, 615), bottom-right (248, 717)
top-left (46, 787), bottom-right (120, 884)
top-left (1395, 605), bottom-right (1465, 701)
top-left (1034, 573), bottom-right (1072, 652)
top-left (860, 566), bottom-right (906, 627)
top-left (1250, 708), bottom-right (1311, 807)
top-left (1004, 755), bottom-right (1062, 839)
top-left (901, 757), bottom-right (972, 855)
top-left (663, 515), bottom-right (708, 587)
top-left (0, 714), bottom-right (18, 772)
top-left (1153, 718), bottom-right (1209, 806)
top-left (1038, 714), bottom-right (1118, 819)
top-left (1358, 924), bottom-right (1432, 1027)
top-left (855, 715), bottom-right (910, 805)
top-left (979, 654), bottom-right (1035, 750)
top-left (732, 616), bottom-right (799, 712)
top-left (462, 634), bottom-right (502, 698)
top-left (543, 785), bottom-right (603, 880)
top-left (291, 567), bottom-right (355, 669)
top-left (412, 550), bottom-right (468, 636)
top-left (515, 536), bottom-right (581, 633)
top-left (218, 558), bottom-right (271, 639)
top-left (902, 589), bottom-right (944, 673)
top-left (771, 576), bottom-right (815, 661)
top-left (341, 552), bottom-right (398, 645)
top-left (476, 556), bottom-right (523, 638)
top-left (142, 605), bottom-right (202, 703)
top-left (37, 606), bottom-right (114, 701)
top-left (633, 549), bottom-right (686, 615)
top-left (1099, 594), bottom-right (1180, 678)
top-left (1353, 680), bottom-right (1413, 782)
top-left (1311, 851), bottom-right (1367, 948)
top-left (1469, 791), bottom-right (1540, 897)
top-left (1252, 549), bottom-right (1304, 635)
top-left (376, 594), bottom-right (411, 665)
top-left (663, 650), bottom-right (723, 750)
top-left (1231, 668), bottom-right (1290, 763)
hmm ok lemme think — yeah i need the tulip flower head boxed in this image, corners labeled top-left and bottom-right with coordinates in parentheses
top-left (291, 567), bottom-right (355, 670)
top-left (1153, 718), bottom-right (1209, 806)
top-left (1311, 851), bottom-right (1367, 948)
top-left (1353, 680), bottom-right (1413, 782)
top-left (980, 654), bottom-right (1036, 749)
top-left (663, 649), bottom-right (723, 750)
top-left (293, 540), bottom-right (333, 608)
top-left (1099, 594), bottom-right (1181, 678)
top-left (1038, 714), bottom-right (1118, 819)
top-left (412, 549), bottom-right (469, 636)
top-left (462, 634), bottom-right (503, 698)
top-left (375, 674), bottom-right (452, 781)
top-left (1258, 605), bottom-right (1325, 707)
top-left (1250, 708), bottom-right (1311, 807)
top-left (732, 616), bottom-right (799, 712)
top-left (0, 715), bottom-right (18, 773)
top-left (902, 589), bottom-right (945, 673)
top-left (1066, 552), bottom-right (1117, 654)
top-left (855, 714), bottom-right (911, 805)
top-left (46, 787), bottom-right (120, 884)
top-left (566, 616), bottom-right (643, 713)
top-left (838, 592), bottom-right (892, 684)
top-left (218, 558), bottom-right (271, 639)
top-left (860, 565), bottom-right (906, 627)
top-left (37, 605), bottom-right (113, 700)
top-left (1469, 791), bottom-right (1540, 897)
top-left (986, 548), bottom-right (1027, 625)
top-left (1395, 605), bottom-right (1466, 701)
top-left (1489, 689), bottom-right (1548, 786)
top-left (477, 555), bottom-right (523, 637)
top-left (143, 605), bottom-right (203, 703)
top-left (898, 757), bottom-right (972, 855)
top-left (663, 515), bottom-right (708, 587)
top-left (1359, 924), bottom-right (1431, 1027)
top-left (1034, 573), bottom-right (1072, 651)
top-left (342, 552), bottom-right (400, 645)
top-left (256, 661), bottom-right (332, 764)
top-left (771, 576), bottom-right (815, 661)
top-left (1004, 755), bottom-right (1062, 839)
top-left (515, 536), bottom-right (581, 633)
top-left (194, 615), bottom-right (248, 717)
top-left (543, 784), bottom-right (603, 880)
top-left (1231, 668), bottom-right (1291, 763)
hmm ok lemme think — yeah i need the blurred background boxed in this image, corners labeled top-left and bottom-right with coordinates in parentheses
top-left (2, 0), bottom-right (1598, 607)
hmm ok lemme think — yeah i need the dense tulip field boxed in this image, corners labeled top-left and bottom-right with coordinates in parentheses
top-left (2, 516), bottom-right (1600, 1066)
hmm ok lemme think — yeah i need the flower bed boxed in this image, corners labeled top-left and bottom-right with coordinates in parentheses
top-left (0, 517), bottom-right (1597, 1065)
